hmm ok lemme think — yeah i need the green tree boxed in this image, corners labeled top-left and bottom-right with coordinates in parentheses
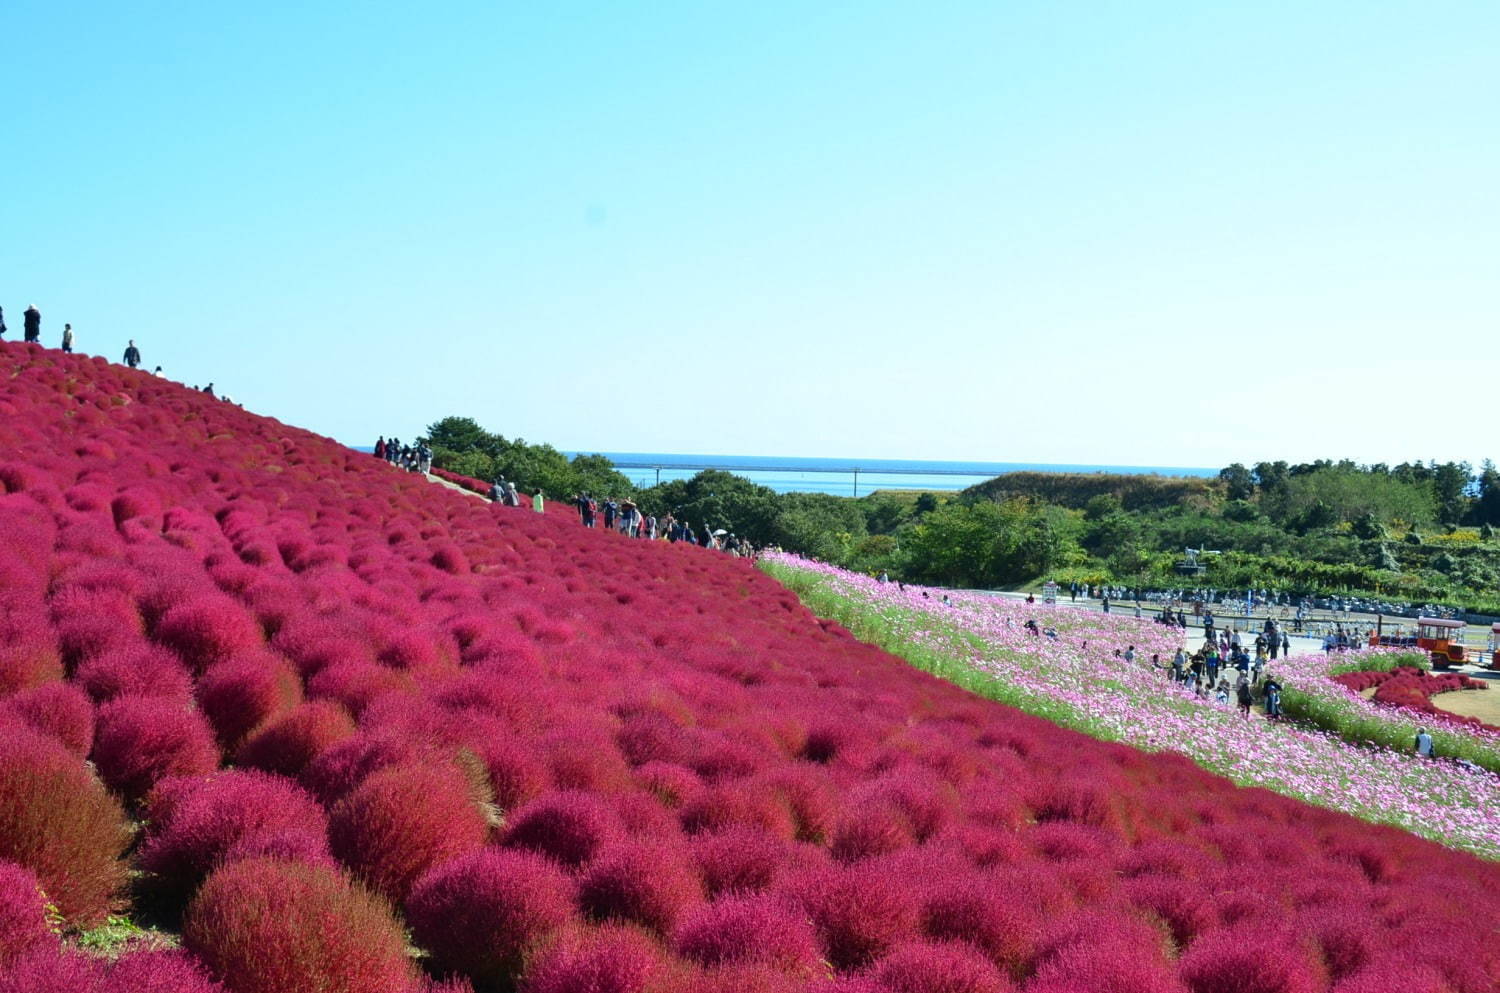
top-left (1219, 463), bottom-right (1254, 501)
top-left (424, 416), bottom-right (494, 455)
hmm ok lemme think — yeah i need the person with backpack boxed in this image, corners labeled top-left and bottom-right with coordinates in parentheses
top-left (23, 305), bottom-right (41, 343)
top-left (122, 339), bottom-right (141, 368)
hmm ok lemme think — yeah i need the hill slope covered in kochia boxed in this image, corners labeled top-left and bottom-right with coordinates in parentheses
top-left (0, 340), bottom-right (1496, 993)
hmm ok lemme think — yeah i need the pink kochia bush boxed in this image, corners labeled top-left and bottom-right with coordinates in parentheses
top-left (0, 344), bottom-right (1497, 992)
top-left (405, 848), bottom-right (576, 986)
top-left (91, 695), bottom-right (220, 802)
top-left (0, 859), bottom-right (55, 966)
top-left (183, 858), bottom-right (413, 993)
top-left (138, 770), bottom-right (331, 896)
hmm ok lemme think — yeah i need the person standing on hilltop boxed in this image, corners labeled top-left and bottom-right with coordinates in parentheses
top-left (122, 339), bottom-right (141, 368)
top-left (61, 324), bottom-right (74, 353)
top-left (23, 305), bottom-right (41, 343)
top-left (0, 305), bottom-right (8, 338)
top-left (374, 437), bottom-right (386, 460)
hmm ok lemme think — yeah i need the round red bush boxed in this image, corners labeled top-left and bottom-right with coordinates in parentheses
top-left (870, 940), bottom-right (1012, 993)
top-left (329, 763), bottom-right (490, 903)
top-left (75, 643), bottom-right (192, 704)
top-left (153, 597), bottom-right (264, 674)
top-left (920, 873), bottom-right (1041, 977)
top-left (138, 770), bottom-right (330, 896)
top-left (579, 841), bottom-right (703, 934)
top-left (1178, 928), bottom-right (1323, 993)
top-left (691, 827), bottom-right (795, 897)
top-left (782, 864), bottom-right (919, 971)
top-left (235, 701), bottom-right (355, 778)
top-left (502, 790), bottom-right (623, 870)
top-left (405, 848), bottom-right (576, 986)
top-left (0, 946), bottom-right (102, 993)
top-left (671, 894), bottom-right (821, 973)
top-left (183, 858), bottom-right (413, 993)
top-left (0, 859), bottom-right (55, 966)
top-left (521, 924), bottom-right (664, 993)
top-left (194, 655), bottom-right (301, 750)
top-left (3, 683), bottom-right (94, 758)
top-left (105, 949), bottom-right (227, 993)
top-left (0, 724), bottom-right (129, 926)
top-left (92, 695), bottom-right (220, 802)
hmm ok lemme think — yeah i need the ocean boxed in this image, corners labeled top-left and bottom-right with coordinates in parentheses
top-left (565, 453), bottom-right (1218, 497)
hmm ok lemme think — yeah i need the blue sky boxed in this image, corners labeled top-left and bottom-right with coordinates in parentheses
top-left (3, 2), bottom-right (1496, 467)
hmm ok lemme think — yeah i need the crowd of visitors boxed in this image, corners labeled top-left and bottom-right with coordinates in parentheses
top-left (569, 493), bottom-right (756, 555)
top-left (373, 437), bottom-right (432, 474)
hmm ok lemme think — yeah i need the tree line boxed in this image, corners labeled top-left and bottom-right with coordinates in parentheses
top-left (423, 416), bottom-right (1500, 611)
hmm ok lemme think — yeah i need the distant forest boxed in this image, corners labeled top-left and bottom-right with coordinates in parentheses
top-left (424, 417), bottom-right (1500, 613)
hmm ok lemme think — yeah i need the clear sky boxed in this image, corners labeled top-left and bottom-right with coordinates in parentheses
top-left (3, 2), bottom-right (1496, 468)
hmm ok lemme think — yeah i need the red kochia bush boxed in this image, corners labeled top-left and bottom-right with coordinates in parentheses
top-left (782, 864), bottom-right (920, 971)
top-left (579, 841), bottom-right (704, 934)
top-left (91, 695), bottom-right (220, 802)
top-left (0, 724), bottom-right (129, 926)
top-left (671, 893), bottom-right (822, 972)
top-left (153, 596), bottom-right (264, 674)
top-left (0, 946), bottom-right (102, 993)
top-left (405, 848), bottom-right (576, 986)
top-left (522, 924), bottom-right (665, 993)
top-left (105, 949), bottom-right (228, 993)
top-left (138, 770), bottom-right (330, 895)
top-left (1178, 927), bottom-right (1323, 993)
top-left (75, 643), bottom-right (193, 704)
top-left (502, 790), bottom-right (624, 870)
top-left (869, 940), bottom-right (1013, 993)
top-left (194, 655), bottom-right (301, 750)
top-left (235, 701), bottom-right (356, 778)
top-left (183, 858), bottom-right (414, 993)
top-left (0, 859), bottom-right (55, 966)
top-left (329, 762), bottom-right (490, 903)
top-left (2, 682), bottom-right (94, 757)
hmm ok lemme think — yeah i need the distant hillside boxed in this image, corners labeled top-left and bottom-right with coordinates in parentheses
top-left (962, 470), bottom-right (1221, 510)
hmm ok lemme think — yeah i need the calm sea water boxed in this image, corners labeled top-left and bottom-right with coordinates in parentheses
top-left (360, 445), bottom-right (1216, 496)
top-left (568, 452), bottom-right (1217, 497)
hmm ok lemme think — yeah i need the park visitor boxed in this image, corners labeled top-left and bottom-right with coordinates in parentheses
top-left (533, 491), bottom-right (544, 513)
top-left (1415, 727), bottom-right (1434, 759)
top-left (123, 339), bottom-right (141, 368)
top-left (61, 324), bottom-right (74, 353)
top-left (23, 305), bottom-right (41, 343)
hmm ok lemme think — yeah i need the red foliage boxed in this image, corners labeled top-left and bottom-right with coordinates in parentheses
top-left (1332, 665), bottom-right (1497, 733)
top-left (0, 723), bottom-right (129, 926)
top-left (182, 858), bottom-right (414, 993)
top-left (579, 841), bottom-right (704, 934)
top-left (502, 790), bottom-right (624, 870)
top-left (671, 894), bottom-right (822, 972)
top-left (138, 770), bottom-right (330, 895)
top-left (1, 682), bottom-right (94, 757)
top-left (75, 643), bottom-right (193, 704)
top-left (91, 695), bottom-right (220, 801)
top-left (869, 940), bottom-right (1012, 993)
top-left (780, 864), bottom-right (920, 971)
top-left (328, 762), bottom-right (490, 903)
top-left (235, 701), bottom-right (356, 778)
top-left (0, 859), bottom-right (55, 967)
top-left (522, 924), bottom-right (666, 993)
top-left (105, 949), bottom-right (228, 993)
top-left (405, 848), bottom-right (576, 986)
top-left (194, 654), bottom-right (301, 750)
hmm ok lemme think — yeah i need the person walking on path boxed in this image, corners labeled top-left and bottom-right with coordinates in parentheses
top-left (1236, 678), bottom-right (1253, 718)
top-left (23, 305), bottom-right (41, 343)
top-left (61, 324), bottom-right (74, 353)
top-left (122, 339), bottom-right (141, 368)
